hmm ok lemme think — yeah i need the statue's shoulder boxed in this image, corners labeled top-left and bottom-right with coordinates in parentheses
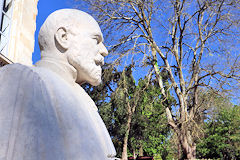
top-left (0, 65), bottom-right (65, 160)
top-left (0, 63), bottom-right (35, 75)
top-left (0, 63), bottom-right (55, 112)
top-left (0, 63), bottom-right (43, 80)
top-left (0, 63), bottom-right (49, 96)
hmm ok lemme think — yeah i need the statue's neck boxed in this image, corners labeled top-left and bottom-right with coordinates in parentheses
top-left (35, 56), bottom-right (77, 85)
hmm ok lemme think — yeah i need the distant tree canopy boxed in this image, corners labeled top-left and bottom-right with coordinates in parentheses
top-left (197, 100), bottom-right (240, 159)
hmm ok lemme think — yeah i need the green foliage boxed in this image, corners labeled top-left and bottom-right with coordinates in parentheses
top-left (83, 64), bottom-right (240, 159)
top-left (85, 65), bottom-right (173, 158)
top-left (102, 67), bottom-right (134, 154)
top-left (128, 77), bottom-right (173, 159)
top-left (197, 105), bottom-right (240, 159)
top-left (82, 63), bottom-right (121, 106)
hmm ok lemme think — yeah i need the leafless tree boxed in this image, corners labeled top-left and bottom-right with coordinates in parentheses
top-left (75, 0), bottom-right (240, 159)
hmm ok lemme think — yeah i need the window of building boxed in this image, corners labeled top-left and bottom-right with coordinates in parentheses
top-left (0, 0), bottom-right (14, 57)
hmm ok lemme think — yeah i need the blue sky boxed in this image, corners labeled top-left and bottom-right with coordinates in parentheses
top-left (32, 0), bottom-right (75, 64)
top-left (31, 1), bottom-right (240, 105)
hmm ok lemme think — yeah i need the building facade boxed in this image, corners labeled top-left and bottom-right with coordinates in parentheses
top-left (0, 0), bottom-right (38, 66)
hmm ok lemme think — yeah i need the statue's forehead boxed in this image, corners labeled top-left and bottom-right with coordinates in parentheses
top-left (72, 17), bottom-right (102, 35)
top-left (51, 10), bottom-right (103, 38)
top-left (73, 12), bottom-right (99, 26)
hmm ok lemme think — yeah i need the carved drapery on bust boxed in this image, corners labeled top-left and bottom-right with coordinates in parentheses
top-left (0, 9), bottom-right (116, 160)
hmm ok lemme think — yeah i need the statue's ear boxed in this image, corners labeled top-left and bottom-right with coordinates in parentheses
top-left (54, 27), bottom-right (69, 51)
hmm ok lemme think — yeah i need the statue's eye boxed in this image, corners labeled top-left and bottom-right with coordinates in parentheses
top-left (93, 36), bottom-right (100, 44)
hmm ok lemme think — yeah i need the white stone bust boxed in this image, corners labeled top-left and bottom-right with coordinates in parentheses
top-left (37, 9), bottom-right (108, 86)
top-left (0, 9), bottom-right (116, 160)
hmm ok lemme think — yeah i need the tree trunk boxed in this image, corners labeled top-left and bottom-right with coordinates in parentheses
top-left (177, 131), bottom-right (196, 159)
top-left (133, 149), bottom-right (136, 160)
top-left (181, 141), bottom-right (196, 159)
top-left (121, 111), bottom-right (132, 160)
top-left (139, 145), bottom-right (143, 156)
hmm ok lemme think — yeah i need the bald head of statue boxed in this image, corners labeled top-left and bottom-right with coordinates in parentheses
top-left (38, 9), bottom-right (108, 86)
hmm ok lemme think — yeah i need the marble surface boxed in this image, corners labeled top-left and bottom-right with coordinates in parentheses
top-left (0, 9), bottom-right (116, 160)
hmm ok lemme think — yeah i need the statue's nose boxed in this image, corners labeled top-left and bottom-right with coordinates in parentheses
top-left (99, 43), bottom-right (108, 57)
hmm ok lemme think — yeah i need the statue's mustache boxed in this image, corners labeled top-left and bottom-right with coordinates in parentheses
top-left (94, 54), bottom-right (104, 66)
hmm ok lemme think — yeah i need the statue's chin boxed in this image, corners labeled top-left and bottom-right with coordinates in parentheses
top-left (90, 78), bottom-right (102, 86)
